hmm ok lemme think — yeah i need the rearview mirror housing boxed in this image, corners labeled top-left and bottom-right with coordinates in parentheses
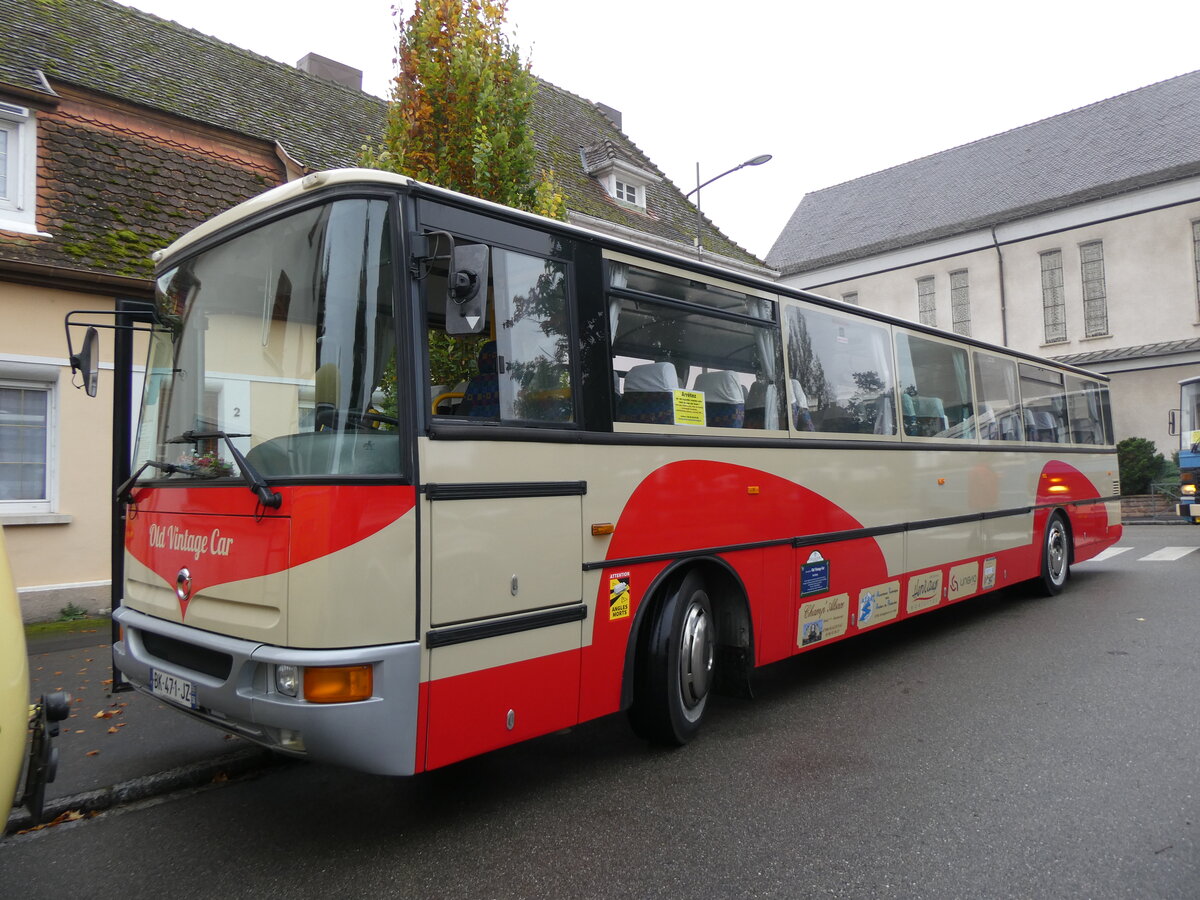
top-left (444, 243), bottom-right (489, 335)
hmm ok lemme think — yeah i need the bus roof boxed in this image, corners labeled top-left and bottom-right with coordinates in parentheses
top-left (154, 168), bottom-right (1110, 383)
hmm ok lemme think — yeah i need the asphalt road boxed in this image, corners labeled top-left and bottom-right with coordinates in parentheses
top-left (2, 525), bottom-right (1197, 899)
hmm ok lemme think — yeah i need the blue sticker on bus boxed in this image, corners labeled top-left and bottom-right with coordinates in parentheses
top-left (801, 558), bottom-right (830, 597)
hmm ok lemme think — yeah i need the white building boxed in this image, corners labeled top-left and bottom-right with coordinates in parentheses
top-left (767, 70), bottom-right (1200, 457)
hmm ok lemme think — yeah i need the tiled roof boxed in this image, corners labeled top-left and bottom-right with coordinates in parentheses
top-left (767, 69), bottom-right (1200, 276)
top-left (1, 0), bottom-right (762, 272)
top-left (1, 113), bottom-right (275, 278)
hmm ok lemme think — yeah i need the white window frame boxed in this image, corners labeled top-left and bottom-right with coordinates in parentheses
top-left (0, 101), bottom-right (39, 234)
top-left (614, 179), bottom-right (639, 205)
top-left (0, 361), bottom-right (59, 516)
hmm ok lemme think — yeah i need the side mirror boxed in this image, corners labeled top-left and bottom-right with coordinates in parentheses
top-left (70, 326), bottom-right (100, 397)
top-left (444, 243), bottom-right (489, 335)
top-left (1169, 409), bottom-right (1179, 436)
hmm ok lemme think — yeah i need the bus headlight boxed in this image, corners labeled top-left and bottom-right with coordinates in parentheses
top-left (275, 664), bottom-right (300, 697)
top-left (1182, 483), bottom-right (1196, 495)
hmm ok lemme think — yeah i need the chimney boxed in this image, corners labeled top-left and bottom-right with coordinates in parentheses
top-left (296, 52), bottom-right (363, 91)
top-left (596, 103), bottom-right (622, 131)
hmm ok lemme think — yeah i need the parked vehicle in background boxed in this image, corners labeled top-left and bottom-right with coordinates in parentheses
top-left (1171, 375), bottom-right (1200, 522)
top-left (1, 527), bottom-right (68, 827)
top-left (68, 169), bottom-right (1122, 778)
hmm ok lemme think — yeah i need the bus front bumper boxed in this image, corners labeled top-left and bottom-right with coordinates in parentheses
top-left (113, 606), bottom-right (420, 776)
top-left (1177, 501), bottom-right (1200, 520)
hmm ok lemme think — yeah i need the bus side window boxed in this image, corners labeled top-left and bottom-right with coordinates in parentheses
top-left (786, 305), bottom-right (897, 436)
top-left (1019, 363), bottom-right (1068, 443)
top-left (426, 247), bottom-right (574, 425)
top-left (895, 333), bottom-right (973, 439)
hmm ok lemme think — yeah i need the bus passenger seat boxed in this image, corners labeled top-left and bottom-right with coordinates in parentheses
top-left (744, 381), bottom-right (773, 429)
top-left (791, 379), bottom-right (816, 431)
top-left (617, 362), bottom-right (678, 424)
top-left (693, 371), bottom-right (744, 427)
top-left (460, 341), bottom-right (500, 418)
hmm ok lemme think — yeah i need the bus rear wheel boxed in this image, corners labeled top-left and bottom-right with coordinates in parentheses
top-left (1038, 512), bottom-right (1071, 596)
top-left (629, 571), bottom-right (715, 745)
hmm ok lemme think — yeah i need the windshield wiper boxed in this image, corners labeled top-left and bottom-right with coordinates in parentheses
top-left (166, 430), bottom-right (282, 509)
top-left (116, 459), bottom-right (195, 504)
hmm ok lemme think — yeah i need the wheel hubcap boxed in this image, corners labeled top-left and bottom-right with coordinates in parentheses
top-left (679, 601), bottom-right (714, 709)
top-left (1048, 523), bottom-right (1066, 582)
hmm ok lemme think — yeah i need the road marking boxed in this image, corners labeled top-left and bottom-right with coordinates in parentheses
top-left (1137, 546), bottom-right (1199, 562)
top-left (1090, 546), bottom-right (1133, 562)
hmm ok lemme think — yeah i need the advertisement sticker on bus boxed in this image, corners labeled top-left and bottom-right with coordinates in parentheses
top-left (858, 581), bottom-right (900, 627)
top-left (948, 562), bottom-right (980, 600)
top-left (800, 551), bottom-right (831, 597)
top-left (799, 593), bottom-right (849, 647)
top-left (982, 557), bottom-right (998, 590)
top-left (906, 570), bottom-right (943, 613)
top-left (608, 572), bottom-right (632, 620)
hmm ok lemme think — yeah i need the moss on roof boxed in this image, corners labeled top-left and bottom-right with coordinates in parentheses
top-left (1, 0), bottom-right (763, 269)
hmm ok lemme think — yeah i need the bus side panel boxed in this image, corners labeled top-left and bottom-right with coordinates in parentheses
top-left (423, 647), bottom-right (581, 771)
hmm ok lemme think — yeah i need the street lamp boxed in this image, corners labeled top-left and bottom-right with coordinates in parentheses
top-left (686, 153), bottom-right (772, 258)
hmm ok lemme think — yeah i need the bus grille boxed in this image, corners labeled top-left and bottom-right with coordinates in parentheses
top-left (142, 630), bottom-right (233, 680)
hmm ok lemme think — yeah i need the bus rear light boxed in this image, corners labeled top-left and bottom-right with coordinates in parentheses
top-left (303, 665), bottom-right (373, 703)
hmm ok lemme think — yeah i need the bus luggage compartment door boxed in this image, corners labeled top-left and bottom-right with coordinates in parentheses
top-left (424, 484), bottom-right (585, 768)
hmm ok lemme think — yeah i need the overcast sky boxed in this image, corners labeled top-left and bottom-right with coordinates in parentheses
top-left (119, 0), bottom-right (1200, 260)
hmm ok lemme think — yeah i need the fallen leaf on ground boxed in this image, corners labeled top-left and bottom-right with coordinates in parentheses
top-left (85, 750), bottom-right (100, 756)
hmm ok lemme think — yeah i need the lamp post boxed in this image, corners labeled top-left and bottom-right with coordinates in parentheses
top-left (686, 153), bottom-right (772, 259)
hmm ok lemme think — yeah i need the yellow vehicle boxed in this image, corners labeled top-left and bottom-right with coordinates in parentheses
top-left (1, 526), bottom-right (68, 828)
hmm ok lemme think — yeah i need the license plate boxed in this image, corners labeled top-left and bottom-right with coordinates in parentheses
top-left (150, 668), bottom-right (197, 709)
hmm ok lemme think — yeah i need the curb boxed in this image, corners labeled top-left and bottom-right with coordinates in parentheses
top-left (4, 746), bottom-right (280, 835)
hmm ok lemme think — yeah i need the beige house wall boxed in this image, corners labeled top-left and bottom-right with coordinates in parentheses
top-left (784, 189), bottom-right (1200, 457)
top-left (1, 281), bottom-right (120, 620)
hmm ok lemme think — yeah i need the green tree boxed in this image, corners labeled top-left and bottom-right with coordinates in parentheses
top-left (1117, 436), bottom-right (1166, 495)
top-left (361, 0), bottom-right (566, 220)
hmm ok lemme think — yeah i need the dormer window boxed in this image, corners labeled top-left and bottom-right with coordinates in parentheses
top-left (614, 180), bottom-right (639, 205)
top-left (581, 139), bottom-right (660, 214)
top-left (0, 100), bottom-right (39, 235)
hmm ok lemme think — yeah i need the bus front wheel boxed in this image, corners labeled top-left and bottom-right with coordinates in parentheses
top-left (1038, 513), bottom-right (1071, 596)
top-left (629, 570), bottom-right (716, 745)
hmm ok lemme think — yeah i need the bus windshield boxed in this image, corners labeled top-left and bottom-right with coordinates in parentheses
top-left (135, 197), bottom-right (402, 482)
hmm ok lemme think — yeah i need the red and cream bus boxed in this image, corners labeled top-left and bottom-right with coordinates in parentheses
top-left (83, 169), bottom-right (1121, 775)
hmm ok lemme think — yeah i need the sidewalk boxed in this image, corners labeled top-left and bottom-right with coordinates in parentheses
top-left (6, 627), bottom-right (275, 834)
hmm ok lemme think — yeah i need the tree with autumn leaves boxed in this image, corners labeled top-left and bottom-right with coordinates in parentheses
top-left (362, 0), bottom-right (566, 220)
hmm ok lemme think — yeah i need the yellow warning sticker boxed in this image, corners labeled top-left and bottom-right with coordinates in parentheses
top-left (609, 571), bottom-right (632, 620)
top-left (672, 390), bottom-right (706, 426)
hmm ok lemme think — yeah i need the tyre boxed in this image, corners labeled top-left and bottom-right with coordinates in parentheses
top-left (628, 570), bottom-right (716, 745)
top-left (1038, 512), bottom-right (1071, 596)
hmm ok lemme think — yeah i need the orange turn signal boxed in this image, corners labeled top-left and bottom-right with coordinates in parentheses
top-left (591, 523), bottom-right (615, 536)
top-left (303, 665), bottom-right (373, 704)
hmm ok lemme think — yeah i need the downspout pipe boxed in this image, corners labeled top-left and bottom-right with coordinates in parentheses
top-left (991, 225), bottom-right (1009, 347)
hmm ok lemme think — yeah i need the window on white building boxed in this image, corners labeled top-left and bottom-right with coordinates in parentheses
top-left (0, 101), bottom-right (38, 234)
top-left (1040, 250), bottom-right (1067, 343)
top-left (916, 276), bottom-right (936, 327)
top-left (950, 269), bottom-right (970, 336)
top-left (0, 370), bottom-right (56, 516)
top-left (1192, 221), bottom-right (1200, 319)
top-left (1079, 241), bottom-right (1108, 337)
